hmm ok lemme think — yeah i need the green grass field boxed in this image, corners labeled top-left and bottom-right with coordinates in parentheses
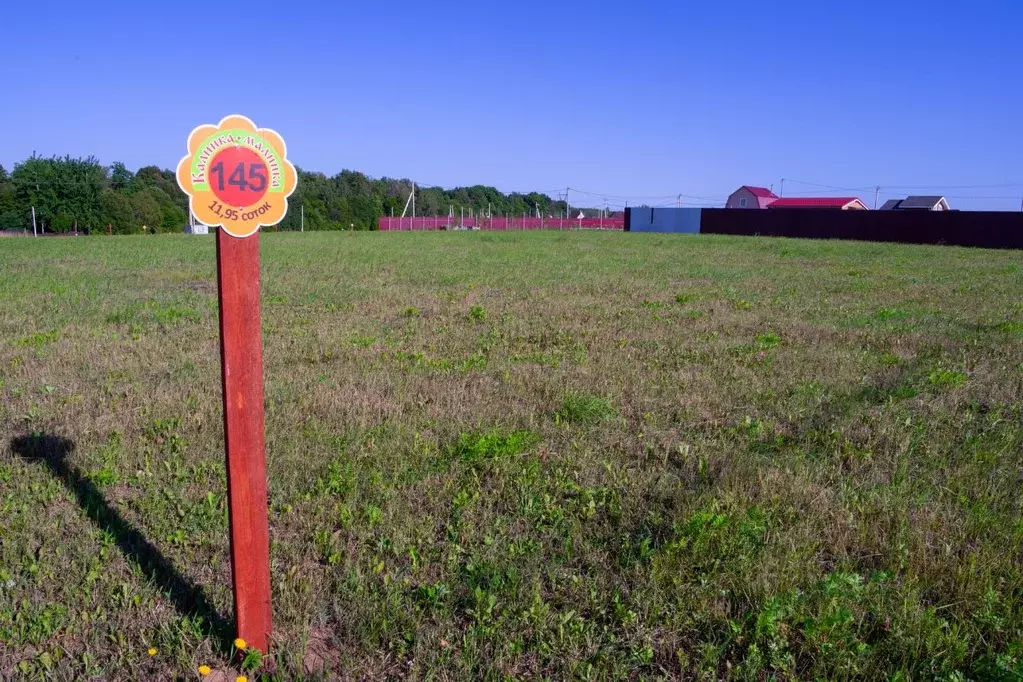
top-left (1, 231), bottom-right (1022, 681)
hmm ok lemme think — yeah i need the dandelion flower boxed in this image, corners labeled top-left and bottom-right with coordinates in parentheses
top-left (233, 637), bottom-right (247, 650)
top-left (147, 648), bottom-right (158, 657)
top-left (236, 677), bottom-right (248, 682)
top-left (198, 665), bottom-right (212, 676)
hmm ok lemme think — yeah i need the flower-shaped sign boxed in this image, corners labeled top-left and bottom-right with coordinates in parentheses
top-left (176, 115), bottom-right (297, 238)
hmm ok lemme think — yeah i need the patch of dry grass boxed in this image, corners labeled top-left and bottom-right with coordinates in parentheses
top-left (1, 232), bottom-right (1022, 680)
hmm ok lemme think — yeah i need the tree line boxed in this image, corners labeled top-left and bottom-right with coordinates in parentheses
top-left (0, 155), bottom-right (595, 234)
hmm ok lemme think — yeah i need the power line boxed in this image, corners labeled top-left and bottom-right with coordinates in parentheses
top-left (879, 183), bottom-right (1023, 190)
top-left (915, 194), bottom-right (1023, 200)
top-left (568, 186), bottom-right (729, 203)
top-left (783, 179), bottom-right (877, 192)
top-left (783, 187), bottom-right (1023, 200)
top-left (784, 178), bottom-right (1023, 194)
top-left (568, 186), bottom-right (678, 201)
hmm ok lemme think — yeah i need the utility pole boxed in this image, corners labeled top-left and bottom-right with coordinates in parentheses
top-left (300, 204), bottom-right (304, 232)
top-left (565, 187), bottom-right (570, 220)
top-left (31, 206), bottom-right (37, 237)
top-left (874, 186), bottom-right (880, 210)
top-left (780, 179), bottom-right (785, 197)
top-left (400, 184), bottom-right (415, 230)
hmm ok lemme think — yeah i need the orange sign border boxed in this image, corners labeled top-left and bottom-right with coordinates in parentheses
top-left (176, 114), bottom-right (297, 238)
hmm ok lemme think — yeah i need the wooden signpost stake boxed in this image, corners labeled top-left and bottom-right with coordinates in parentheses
top-left (216, 230), bottom-right (272, 651)
top-left (177, 115), bottom-right (297, 653)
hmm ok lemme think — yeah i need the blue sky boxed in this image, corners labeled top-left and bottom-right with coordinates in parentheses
top-left (1, 1), bottom-right (1021, 210)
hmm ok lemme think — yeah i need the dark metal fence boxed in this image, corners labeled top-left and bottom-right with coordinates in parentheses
top-left (699, 209), bottom-right (1023, 250)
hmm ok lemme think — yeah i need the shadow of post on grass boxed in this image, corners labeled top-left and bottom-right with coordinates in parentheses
top-left (10, 433), bottom-right (232, 650)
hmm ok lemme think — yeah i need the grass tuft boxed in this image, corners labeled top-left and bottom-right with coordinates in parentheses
top-left (466, 304), bottom-right (487, 323)
top-left (17, 330), bottom-right (59, 347)
top-left (928, 367), bottom-right (968, 389)
top-left (556, 391), bottom-right (617, 424)
top-left (755, 331), bottom-right (781, 349)
top-left (448, 428), bottom-right (538, 463)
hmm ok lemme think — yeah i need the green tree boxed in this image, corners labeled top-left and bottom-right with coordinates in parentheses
top-left (0, 164), bottom-right (22, 230)
top-left (132, 166), bottom-right (188, 215)
top-left (12, 155), bottom-right (58, 231)
top-left (99, 188), bottom-right (137, 234)
top-left (11, 155), bottom-right (107, 232)
top-left (109, 162), bottom-right (134, 190)
top-left (130, 189), bottom-right (162, 233)
top-left (2, 153), bottom-right (574, 234)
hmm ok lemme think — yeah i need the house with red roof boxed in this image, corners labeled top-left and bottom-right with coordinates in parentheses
top-left (767, 197), bottom-right (869, 210)
top-left (726, 186), bottom-right (778, 209)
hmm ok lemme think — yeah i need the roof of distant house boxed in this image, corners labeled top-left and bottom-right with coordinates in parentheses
top-left (899, 195), bottom-right (947, 209)
top-left (767, 197), bottom-right (862, 208)
top-left (742, 186), bottom-right (778, 199)
top-left (878, 195), bottom-right (950, 210)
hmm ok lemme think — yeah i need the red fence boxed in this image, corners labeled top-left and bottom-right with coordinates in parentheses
top-left (378, 216), bottom-right (624, 231)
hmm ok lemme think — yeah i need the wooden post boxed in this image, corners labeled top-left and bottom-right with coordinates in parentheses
top-left (178, 116), bottom-right (296, 658)
top-left (215, 228), bottom-right (272, 653)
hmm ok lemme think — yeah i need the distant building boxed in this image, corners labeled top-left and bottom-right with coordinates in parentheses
top-left (879, 196), bottom-right (951, 211)
top-left (767, 197), bottom-right (869, 210)
top-left (726, 186), bottom-right (779, 209)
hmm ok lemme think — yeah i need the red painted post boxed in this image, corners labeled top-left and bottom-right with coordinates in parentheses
top-left (177, 116), bottom-right (297, 659)
top-left (216, 229), bottom-right (272, 653)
